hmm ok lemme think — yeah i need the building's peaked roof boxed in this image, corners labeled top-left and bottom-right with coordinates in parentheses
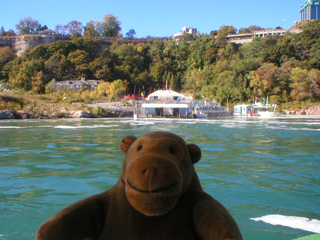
top-left (147, 89), bottom-right (186, 100)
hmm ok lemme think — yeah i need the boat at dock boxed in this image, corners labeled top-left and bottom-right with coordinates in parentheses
top-left (233, 97), bottom-right (279, 118)
top-left (192, 107), bottom-right (208, 118)
top-left (254, 102), bottom-right (279, 118)
top-left (233, 104), bottom-right (254, 117)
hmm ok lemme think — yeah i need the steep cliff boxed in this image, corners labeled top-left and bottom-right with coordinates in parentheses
top-left (0, 34), bottom-right (67, 56)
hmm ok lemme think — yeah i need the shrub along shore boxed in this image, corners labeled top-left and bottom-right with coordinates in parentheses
top-left (1, 92), bottom-right (320, 120)
top-left (0, 92), bottom-right (134, 119)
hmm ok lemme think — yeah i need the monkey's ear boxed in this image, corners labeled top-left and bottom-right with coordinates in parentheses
top-left (187, 144), bottom-right (201, 164)
top-left (120, 136), bottom-right (137, 153)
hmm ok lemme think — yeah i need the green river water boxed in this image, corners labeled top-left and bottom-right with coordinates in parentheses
top-left (0, 117), bottom-right (319, 239)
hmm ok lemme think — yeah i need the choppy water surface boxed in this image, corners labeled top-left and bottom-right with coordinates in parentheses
top-left (0, 117), bottom-right (319, 240)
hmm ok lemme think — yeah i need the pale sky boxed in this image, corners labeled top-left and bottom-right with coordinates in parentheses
top-left (0, 0), bottom-right (304, 37)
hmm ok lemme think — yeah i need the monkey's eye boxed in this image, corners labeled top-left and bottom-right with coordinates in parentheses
top-left (169, 146), bottom-right (176, 155)
top-left (137, 145), bottom-right (143, 151)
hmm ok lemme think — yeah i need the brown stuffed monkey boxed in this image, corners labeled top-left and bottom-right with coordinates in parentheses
top-left (36, 131), bottom-right (242, 240)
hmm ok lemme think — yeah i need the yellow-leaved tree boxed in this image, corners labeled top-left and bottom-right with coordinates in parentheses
top-left (106, 79), bottom-right (127, 100)
top-left (95, 80), bottom-right (127, 100)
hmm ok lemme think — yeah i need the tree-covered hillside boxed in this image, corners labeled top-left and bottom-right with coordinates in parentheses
top-left (1, 20), bottom-right (320, 108)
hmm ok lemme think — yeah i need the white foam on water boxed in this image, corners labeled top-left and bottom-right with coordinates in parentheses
top-left (54, 126), bottom-right (85, 129)
top-left (0, 126), bottom-right (25, 129)
top-left (54, 125), bottom-right (119, 129)
top-left (176, 121), bottom-right (196, 124)
top-left (130, 121), bottom-right (155, 126)
top-left (296, 127), bottom-right (320, 131)
top-left (250, 214), bottom-right (320, 233)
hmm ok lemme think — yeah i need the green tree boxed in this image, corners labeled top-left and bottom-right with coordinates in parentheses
top-left (238, 25), bottom-right (263, 34)
top-left (261, 36), bottom-right (296, 66)
top-left (308, 69), bottom-right (320, 98)
top-left (0, 47), bottom-right (15, 80)
top-left (135, 71), bottom-right (153, 88)
top-left (67, 50), bottom-right (89, 66)
top-left (216, 25), bottom-right (236, 46)
top-left (84, 21), bottom-right (100, 38)
top-left (113, 44), bottom-right (148, 81)
top-left (125, 29), bottom-right (136, 39)
top-left (67, 50), bottom-right (90, 78)
top-left (31, 71), bottom-right (45, 93)
top-left (240, 37), bottom-right (264, 59)
top-left (209, 30), bottom-right (218, 38)
top-left (169, 72), bottom-right (182, 92)
top-left (54, 24), bottom-right (67, 35)
top-left (45, 79), bottom-right (57, 94)
top-left (65, 21), bottom-right (83, 38)
top-left (101, 14), bottom-right (121, 37)
top-left (83, 15), bottom-right (121, 38)
top-left (89, 50), bottom-right (117, 81)
top-left (182, 68), bottom-right (205, 95)
top-left (45, 53), bottom-right (65, 81)
top-left (214, 70), bottom-right (242, 103)
top-left (15, 17), bottom-right (41, 35)
top-left (149, 40), bottom-right (165, 62)
top-left (150, 62), bottom-right (166, 88)
top-left (200, 84), bottom-right (218, 100)
top-left (9, 59), bottom-right (44, 91)
top-left (308, 42), bottom-right (320, 69)
top-left (187, 36), bottom-right (211, 69)
top-left (217, 42), bottom-right (237, 60)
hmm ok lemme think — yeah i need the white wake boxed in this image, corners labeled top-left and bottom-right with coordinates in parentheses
top-left (250, 214), bottom-right (320, 233)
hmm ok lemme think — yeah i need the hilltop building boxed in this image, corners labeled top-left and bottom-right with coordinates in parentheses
top-left (172, 27), bottom-right (197, 41)
top-left (300, 0), bottom-right (320, 20)
top-left (226, 24), bottom-right (302, 44)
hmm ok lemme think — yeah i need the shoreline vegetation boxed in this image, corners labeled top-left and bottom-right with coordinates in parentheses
top-left (1, 92), bottom-right (320, 120)
top-left (1, 19), bottom-right (320, 118)
top-left (0, 92), bottom-right (132, 119)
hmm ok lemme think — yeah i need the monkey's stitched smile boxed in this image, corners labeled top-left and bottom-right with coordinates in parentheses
top-left (127, 179), bottom-right (177, 194)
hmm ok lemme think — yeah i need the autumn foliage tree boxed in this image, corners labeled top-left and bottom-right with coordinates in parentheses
top-left (290, 67), bottom-right (315, 101)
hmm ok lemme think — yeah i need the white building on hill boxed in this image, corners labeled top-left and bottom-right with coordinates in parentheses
top-left (172, 27), bottom-right (197, 41)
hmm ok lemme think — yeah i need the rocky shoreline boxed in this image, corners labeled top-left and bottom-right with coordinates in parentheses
top-left (1, 105), bottom-right (320, 120)
top-left (282, 106), bottom-right (320, 115)
top-left (0, 109), bottom-right (133, 120)
top-left (0, 99), bottom-right (135, 120)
